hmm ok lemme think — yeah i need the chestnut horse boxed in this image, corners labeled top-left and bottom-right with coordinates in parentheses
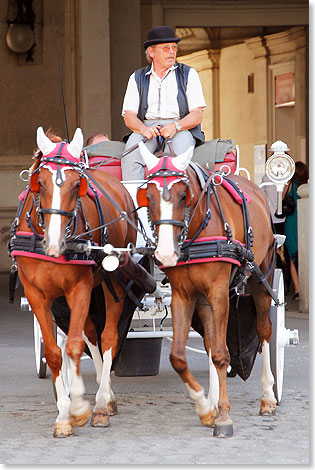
top-left (11, 127), bottom-right (137, 437)
top-left (137, 141), bottom-right (277, 437)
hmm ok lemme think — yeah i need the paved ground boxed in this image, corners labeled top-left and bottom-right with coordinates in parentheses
top-left (0, 274), bottom-right (309, 466)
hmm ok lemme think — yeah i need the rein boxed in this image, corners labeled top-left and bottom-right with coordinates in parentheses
top-left (82, 168), bottom-right (155, 247)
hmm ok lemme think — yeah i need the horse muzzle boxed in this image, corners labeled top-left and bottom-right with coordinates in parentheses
top-left (42, 237), bottom-right (66, 257)
top-left (154, 246), bottom-right (179, 267)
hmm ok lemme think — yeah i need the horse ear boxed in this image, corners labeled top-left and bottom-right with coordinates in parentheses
top-left (36, 126), bottom-right (56, 155)
top-left (136, 187), bottom-right (149, 207)
top-left (171, 146), bottom-right (194, 172)
top-left (68, 128), bottom-right (84, 159)
top-left (138, 141), bottom-right (159, 171)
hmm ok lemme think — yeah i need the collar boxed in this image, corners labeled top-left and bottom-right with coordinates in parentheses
top-left (145, 63), bottom-right (178, 78)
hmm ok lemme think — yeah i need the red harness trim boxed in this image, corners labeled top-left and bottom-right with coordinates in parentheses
top-left (208, 172), bottom-right (251, 204)
top-left (11, 250), bottom-right (96, 265)
top-left (12, 231), bottom-right (96, 266)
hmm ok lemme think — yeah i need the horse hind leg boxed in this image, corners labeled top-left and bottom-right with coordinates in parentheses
top-left (83, 315), bottom-right (103, 386)
top-left (91, 281), bottom-right (124, 427)
top-left (247, 276), bottom-right (277, 415)
top-left (82, 317), bottom-right (117, 416)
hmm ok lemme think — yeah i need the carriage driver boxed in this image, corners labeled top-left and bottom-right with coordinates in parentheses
top-left (121, 25), bottom-right (207, 180)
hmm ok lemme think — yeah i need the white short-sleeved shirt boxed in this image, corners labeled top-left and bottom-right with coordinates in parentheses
top-left (122, 64), bottom-right (206, 120)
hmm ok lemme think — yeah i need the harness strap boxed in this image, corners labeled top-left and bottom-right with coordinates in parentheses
top-left (250, 259), bottom-right (279, 306)
top-left (101, 269), bottom-right (121, 303)
top-left (211, 184), bottom-right (233, 241)
top-left (225, 178), bottom-right (253, 249)
top-left (180, 238), bottom-right (255, 264)
top-left (184, 174), bottom-right (213, 248)
top-left (84, 168), bottom-right (154, 247)
top-left (38, 208), bottom-right (74, 217)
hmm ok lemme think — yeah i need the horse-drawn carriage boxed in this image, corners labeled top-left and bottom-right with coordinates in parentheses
top-left (8, 128), bottom-right (299, 438)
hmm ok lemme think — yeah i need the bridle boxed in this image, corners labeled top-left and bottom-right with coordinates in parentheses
top-left (29, 148), bottom-right (88, 232)
top-left (137, 156), bottom-right (194, 245)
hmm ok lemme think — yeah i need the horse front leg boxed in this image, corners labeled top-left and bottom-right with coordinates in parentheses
top-left (169, 291), bottom-right (217, 428)
top-left (207, 282), bottom-right (233, 437)
top-left (91, 280), bottom-right (125, 427)
top-left (23, 285), bottom-right (73, 438)
top-left (195, 298), bottom-right (219, 425)
top-left (248, 277), bottom-right (277, 415)
top-left (65, 279), bottom-right (94, 428)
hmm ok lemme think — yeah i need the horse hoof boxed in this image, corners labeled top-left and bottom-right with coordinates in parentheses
top-left (91, 409), bottom-right (110, 427)
top-left (53, 421), bottom-right (74, 438)
top-left (108, 400), bottom-right (118, 416)
top-left (213, 419), bottom-right (233, 438)
top-left (260, 400), bottom-right (276, 415)
top-left (70, 406), bottom-right (91, 427)
top-left (200, 409), bottom-right (216, 427)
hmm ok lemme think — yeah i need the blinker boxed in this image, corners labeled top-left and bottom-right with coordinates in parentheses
top-left (29, 172), bottom-right (40, 193)
top-left (78, 176), bottom-right (88, 198)
top-left (136, 187), bottom-right (149, 207)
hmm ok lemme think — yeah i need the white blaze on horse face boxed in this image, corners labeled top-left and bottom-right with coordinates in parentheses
top-left (46, 170), bottom-right (64, 257)
top-left (154, 196), bottom-right (179, 267)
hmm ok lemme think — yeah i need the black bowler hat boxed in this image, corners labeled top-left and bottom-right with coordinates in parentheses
top-left (143, 26), bottom-right (181, 49)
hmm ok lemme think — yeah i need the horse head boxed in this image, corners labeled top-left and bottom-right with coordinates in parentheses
top-left (137, 141), bottom-right (194, 267)
top-left (31, 126), bottom-right (86, 257)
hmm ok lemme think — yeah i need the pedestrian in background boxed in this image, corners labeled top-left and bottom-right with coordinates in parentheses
top-left (283, 161), bottom-right (309, 300)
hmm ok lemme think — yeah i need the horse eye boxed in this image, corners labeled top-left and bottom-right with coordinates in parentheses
top-left (179, 192), bottom-right (187, 202)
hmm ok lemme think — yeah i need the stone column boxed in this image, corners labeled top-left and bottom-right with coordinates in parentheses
top-left (208, 49), bottom-right (221, 139)
top-left (297, 183), bottom-right (309, 313)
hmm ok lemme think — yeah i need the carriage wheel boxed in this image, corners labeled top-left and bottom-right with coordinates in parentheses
top-left (269, 268), bottom-right (285, 404)
top-left (52, 326), bottom-right (72, 400)
top-left (33, 315), bottom-right (47, 378)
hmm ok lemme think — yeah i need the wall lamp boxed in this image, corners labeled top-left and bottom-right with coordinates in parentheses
top-left (6, 0), bottom-right (35, 59)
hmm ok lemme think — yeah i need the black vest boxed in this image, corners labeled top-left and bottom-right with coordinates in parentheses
top-left (134, 63), bottom-right (205, 146)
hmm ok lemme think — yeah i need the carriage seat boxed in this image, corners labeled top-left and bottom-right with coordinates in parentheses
top-left (86, 137), bottom-right (237, 180)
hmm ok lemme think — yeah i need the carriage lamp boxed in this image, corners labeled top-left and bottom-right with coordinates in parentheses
top-left (264, 140), bottom-right (295, 215)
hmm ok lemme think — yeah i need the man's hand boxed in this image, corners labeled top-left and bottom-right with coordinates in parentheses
top-left (159, 123), bottom-right (177, 139)
top-left (123, 111), bottom-right (161, 140)
top-left (142, 125), bottom-right (161, 140)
